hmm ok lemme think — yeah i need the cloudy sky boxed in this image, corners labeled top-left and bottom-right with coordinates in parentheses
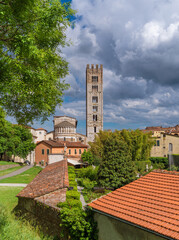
top-left (34, 0), bottom-right (179, 134)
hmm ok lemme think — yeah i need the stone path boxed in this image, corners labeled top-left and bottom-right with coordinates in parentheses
top-left (77, 185), bottom-right (87, 209)
top-left (0, 165), bottom-right (33, 180)
top-left (0, 183), bottom-right (27, 187)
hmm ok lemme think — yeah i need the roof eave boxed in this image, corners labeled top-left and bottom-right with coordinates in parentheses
top-left (90, 208), bottom-right (175, 240)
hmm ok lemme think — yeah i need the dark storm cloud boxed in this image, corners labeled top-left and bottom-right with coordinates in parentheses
top-left (60, 0), bottom-right (179, 130)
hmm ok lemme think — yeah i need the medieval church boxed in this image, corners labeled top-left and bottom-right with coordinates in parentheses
top-left (38, 64), bottom-right (104, 144)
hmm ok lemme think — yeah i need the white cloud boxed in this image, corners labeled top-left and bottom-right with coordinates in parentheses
top-left (140, 21), bottom-right (179, 49)
top-left (57, 0), bottom-right (179, 133)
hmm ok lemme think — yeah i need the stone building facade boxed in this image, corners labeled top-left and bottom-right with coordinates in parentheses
top-left (143, 125), bottom-right (179, 157)
top-left (53, 116), bottom-right (86, 143)
top-left (86, 64), bottom-right (103, 142)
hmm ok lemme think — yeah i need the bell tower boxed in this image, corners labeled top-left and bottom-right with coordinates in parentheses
top-left (86, 64), bottom-right (103, 142)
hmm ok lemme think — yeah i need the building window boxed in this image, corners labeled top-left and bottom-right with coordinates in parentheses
top-left (69, 149), bottom-right (71, 154)
top-left (75, 149), bottom-right (77, 154)
top-left (47, 149), bottom-right (49, 155)
top-left (94, 126), bottom-right (96, 133)
top-left (92, 76), bottom-right (98, 82)
top-left (49, 137), bottom-right (51, 140)
top-left (93, 115), bottom-right (97, 121)
top-left (92, 96), bottom-right (98, 103)
top-left (42, 149), bottom-right (44, 155)
top-left (156, 140), bottom-right (160, 146)
top-left (169, 143), bottom-right (173, 152)
top-left (39, 132), bottom-right (41, 134)
top-left (71, 137), bottom-right (73, 142)
top-left (92, 85), bottom-right (98, 92)
top-left (64, 137), bottom-right (66, 141)
top-left (79, 149), bottom-right (81, 154)
top-left (93, 106), bottom-right (98, 112)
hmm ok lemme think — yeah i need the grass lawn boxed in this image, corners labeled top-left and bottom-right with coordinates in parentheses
top-left (0, 186), bottom-right (23, 211)
top-left (0, 166), bottom-right (42, 184)
top-left (0, 186), bottom-right (52, 240)
top-left (0, 161), bottom-right (19, 165)
top-left (0, 166), bottom-right (23, 177)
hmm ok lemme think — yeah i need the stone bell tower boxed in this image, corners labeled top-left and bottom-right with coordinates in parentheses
top-left (86, 64), bottom-right (103, 142)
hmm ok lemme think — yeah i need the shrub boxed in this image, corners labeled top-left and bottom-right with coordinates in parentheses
top-left (135, 160), bottom-right (151, 174)
top-left (149, 157), bottom-right (168, 169)
top-left (58, 199), bottom-right (82, 209)
top-left (81, 178), bottom-right (97, 190)
top-left (66, 190), bottom-right (80, 201)
top-left (76, 166), bottom-right (98, 181)
top-left (60, 207), bottom-right (98, 240)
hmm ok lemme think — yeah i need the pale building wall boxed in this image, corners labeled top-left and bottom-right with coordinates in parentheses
top-left (46, 132), bottom-right (54, 140)
top-left (48, 154), bottom-right (64, 164)
top-left (94, 212), bottom-right (166, 240)
top-left (86, 64), bottom-right (103, 143)
top-left (151, 133), bottom-right (179, 157)
top-left (36, 130), bottom-right (47, 142)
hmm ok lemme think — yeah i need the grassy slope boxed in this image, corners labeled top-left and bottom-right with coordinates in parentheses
top-left (0, 187), bottom-right (52, 240)
top-left (0, 166), bottom-right (42, 183)
top-left (0, 166), bottom-right (23, 177)
top-left (0, 186), bottom-right (23, 210)
top-left (0, 161), bottom-right (19, 165)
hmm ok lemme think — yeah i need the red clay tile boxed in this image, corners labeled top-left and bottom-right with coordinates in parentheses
top-left (17, 160), bottom-right (69, 198)
top-left (89, 170), bottom-right (179, 240)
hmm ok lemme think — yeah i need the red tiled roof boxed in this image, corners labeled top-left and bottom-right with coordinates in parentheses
top-left (36, 128), bottom-right (47, 131)
top-left (17, 160), bottom-right (69, 199)
top-left (89, 170), bottom-right (179, 240)
top-left (37, 140), bottom-right (88, 148)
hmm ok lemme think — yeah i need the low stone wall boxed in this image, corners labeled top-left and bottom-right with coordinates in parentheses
top-left (0, 164), bottom-right (19, 171)
top-left (16, 197), bottom-right (67, 239)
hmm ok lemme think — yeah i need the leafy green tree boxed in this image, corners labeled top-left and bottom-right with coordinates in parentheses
top-left (120, 129), bottom-right (155, 161)
top-left (0, 110), bottom-right (35, 159)
top-left (90, 129), bottom-right (155, 164)
top-left (11, 125), bottom-right (36, 159)
top-left (98, 132), bottom-right (136, 189)
top-left (81, 150), bottom-right (94, 165)
top-left (89, 130), bottom-right (112, 159)
top-left (0, 0), bottom-right (74, 124)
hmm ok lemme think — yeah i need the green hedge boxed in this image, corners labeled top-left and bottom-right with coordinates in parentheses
top-left (135, 160), bottom-right (151, 174)
top-left (149, 157), bottom-right (168, 169)
top-left (75, 166), bottom-right (98, 181)
top-left (77, 178), bottom-right (97, 190)
top-left (58, 199), bottom-right (82, 209)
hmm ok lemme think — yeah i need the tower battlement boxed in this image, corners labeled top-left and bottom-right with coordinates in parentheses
top-left (86, 64), bottom-right (103, 70)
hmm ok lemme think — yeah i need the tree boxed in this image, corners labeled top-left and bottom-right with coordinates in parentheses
top-left (11, 125), bottom-right (36, 159)
top-left (120, 129), bottom-right (155, 162)
top-left (0, 110), bottom-right (35, 159)
top-left (98, 132), bottom-right (136, 189)
top-left (89, 130), bottom-right (112, 159)
top-left (81, 150), bottom-right (94, 165)
top-left (0, 0), bottom-right (75, 124)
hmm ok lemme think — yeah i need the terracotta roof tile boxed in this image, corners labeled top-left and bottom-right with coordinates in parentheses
top-left (37, 140), bottom-right (88, 148)
top-left (89, 170), bottom-right (179, 240)
top-left (17, 160), bottom-right (69, 199)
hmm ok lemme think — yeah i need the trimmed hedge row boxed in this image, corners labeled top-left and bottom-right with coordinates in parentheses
top-left (149, 157), bottom-right (168, 169)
